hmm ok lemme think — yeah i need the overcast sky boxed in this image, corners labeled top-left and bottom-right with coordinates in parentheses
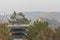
top-left (0, 0), bottom-right (60, 15)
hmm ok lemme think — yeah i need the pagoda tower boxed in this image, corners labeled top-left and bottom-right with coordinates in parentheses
top-left (7, 12), bottom-right (29, 40)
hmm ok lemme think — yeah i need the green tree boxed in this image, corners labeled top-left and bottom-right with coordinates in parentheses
top-left (27, 20), bottom-right (49, 40)
top-left (55, 27), bottom-right (60, 40)
top-left (21, 18), bottom-right (31, 24)
top-left (10, 11), bottom-right (16, 19)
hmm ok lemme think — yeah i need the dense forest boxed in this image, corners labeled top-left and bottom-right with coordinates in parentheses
top-left (0, 11), bottom-right (60, 40)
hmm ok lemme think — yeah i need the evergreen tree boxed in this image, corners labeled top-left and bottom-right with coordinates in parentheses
top-left (10, 11), bottom-right (16, 19)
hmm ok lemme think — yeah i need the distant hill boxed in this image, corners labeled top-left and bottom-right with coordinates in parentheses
top-left (39, 17), bottom-right (60, 28)
top-left (24, 12), bottom-right (60, 22)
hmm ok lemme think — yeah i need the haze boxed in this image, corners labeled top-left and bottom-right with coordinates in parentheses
top-left (0, 0), bottom-right (60, 15)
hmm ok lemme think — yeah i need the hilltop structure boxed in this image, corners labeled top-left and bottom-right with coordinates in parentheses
top-left (7, 12), bottom-right (29, 40)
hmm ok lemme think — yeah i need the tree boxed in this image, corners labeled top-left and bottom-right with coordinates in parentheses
top-left (27, 20), bottom-right (49, 40)
top-left (0, 23), bottom-right (9, 40)
top-left (55, 27), bottom-right (60, 40)
top-left (21, 18), bottom-right (31, 24)
top-left (10, 11), bottom-right (16, 19)
top-left (27, 19), bottom-right (58, 40)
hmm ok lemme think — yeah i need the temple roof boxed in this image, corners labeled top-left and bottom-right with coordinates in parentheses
top-left (7, 24), bottom-right (29, 28)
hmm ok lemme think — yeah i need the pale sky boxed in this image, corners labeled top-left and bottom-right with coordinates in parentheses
top-left (0, 0), bottom-right (60, 15)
